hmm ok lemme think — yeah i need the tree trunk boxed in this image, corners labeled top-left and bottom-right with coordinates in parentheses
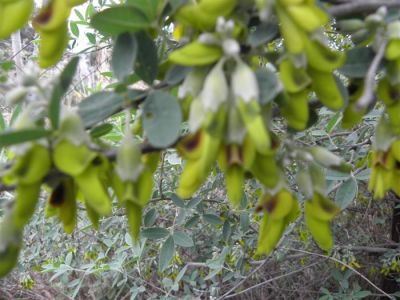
top-left (11, 31), bottom-right (23, 79)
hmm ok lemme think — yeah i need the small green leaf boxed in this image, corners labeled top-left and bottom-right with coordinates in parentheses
top-left (203, 213), bottom-right (223, 225)
top-left (91, 6), bottom-right (150, 36)
top-left (0, 129), bottom-right (51, 148)
top-left (79, 91), bottom-right (124, 127)
top-left (50, 57), bottom-right (80, 129)
top-left (335, 176), bottom-right (358, 209)
top-left (186, 197), bottom-right (202, 209)
top-left (165, 65), bottom-right (191, 85)
top-left (355, 168), bottom-right (370, 181)
top-left (144, 208), bottom-right (157, 227)
top-left (141, 227), bottom-right (169, 240)
top-left (325, 112), bottom-right (341, 133)
top-left (173, 231), bottom-right (194, 247)
top-left (185, 215), bottom-right (200, 228)
top-left (134, 32), bottom-right (159, 84)
top-left (240, 212), bottom-right (250, 232)
top-left (164, 0), bottom-right (188, 16)
top-left (126, 0), bottom-right (159, 20)
top-left (339, 47), bottom-right (380, 78)
top-left (142, 91), bottom-right (182, 147)
top-left (0, 113), bottom-right (5, 131)
top-left (256, 68), bottom-right (282, 104)
top-left (89, 123), bottom-right (114, 138)
top-left (9, 105), bottom-right (21, 127)
top-left (170, 194), bottom-right (186, 208)
top-left (112, 33), bottom-right (137, 82)
top-left (326, 170), bottom-right (350, 181)
top-left (247, 22), bottom-right (279, 47)
top-left (86, 32), bottom-right (96, 44)
top-left (159, 236), bottom-right (175, 271)
top-left (70, 21), bottom-right (80, 37)
top-left (174, 265), bottom-right (187, 285)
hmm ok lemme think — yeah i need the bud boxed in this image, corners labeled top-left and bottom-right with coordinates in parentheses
top-left (309, 146), bottom-right (352, 173)
top-left (188, 97), bottom-right (206, 132)
top-left (200, 59), bottom-right (228, 112)
top-left (222, 39), bottom-right (240, 57)
top-left (231, 59), bottom-right (259, 103)
top-left (387, 21), bottom-right (400, 40)
top-left (58, 111), bottom-right (89, 145)
top-left (377, 6), bottom-right (388, 17)
top-left (198, 33), bottom-right (220, 46)
top-left (21, 63), bottom-right (40, 87)
top-left (115, 135), bottom-right (144, 182)
top-left (296, 168), bottom-right (313, 199)
top-left (337, 19), bottom-right (365, 33)
top-left (5, 86), bottom-right (28, 106)
top-left (178, 68), bottom-right (207, 99)
top-left (365, 13), bottom-right (384, 29)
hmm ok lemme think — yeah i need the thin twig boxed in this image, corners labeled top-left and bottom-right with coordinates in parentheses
top-left (222, 260), bottom-right (323, 299)
top-left (217, 218), bottom-right (301, 299)
top-left (158, 152), bottom-right (166, 199)
top-left (356, 40), bottom-right (388, 111)
top-left (284, 247), bottom-right (395, 299)
top-left (327, 0), bottom-right (400, 17)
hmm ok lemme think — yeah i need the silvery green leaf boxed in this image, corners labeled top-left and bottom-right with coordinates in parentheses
top-left (375, 117), bottom-right (396, 151)
top-left (335, 175), bottom-right (358, 209)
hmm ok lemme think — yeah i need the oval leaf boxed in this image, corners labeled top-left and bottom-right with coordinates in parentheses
top-left (79, 92), bottom-right (124, 127)
top-left (0, 129), bottom-right (51, 148)
top-left (142, 91), bottom-right (182, 147)
top-left (141, 227), bottom-right (169, 240)
top-left (134, 32), bottom-right (159, 84)
top-left (159, 236), bottom-right (175, 271)
top-left (173, 231), bottom-right (194, 247)
top-left (49, 57), bottom-right (80, 129)
top-left (91, 6), bottom-right (150, 36)
top-left (339, 47), bottom-right (379, 78)
top-left (203, 213), bottom-right (223, 225)
top-left (335, 176), bottom-right (358, 209)
top-left (112, 33), bottom-right (137, 82)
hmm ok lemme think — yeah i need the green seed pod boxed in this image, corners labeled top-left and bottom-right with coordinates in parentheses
top-left (13, 183), bottom-right (41, 228)
top-left (32, 0), bottom-right (71, 33)
top-left (0, 0), bottom-right (33, 39)
top-left (67, 0), bottom-right (87, 6)
top-left (0, 215), bottom-right (22, 278)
